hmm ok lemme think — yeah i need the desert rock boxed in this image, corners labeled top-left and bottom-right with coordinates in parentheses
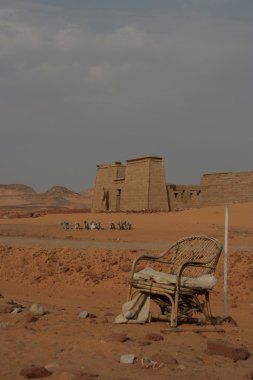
top-left (29, 304), bottom-right (46, 316)
top-left (207, 340), bottom-right (251, 362)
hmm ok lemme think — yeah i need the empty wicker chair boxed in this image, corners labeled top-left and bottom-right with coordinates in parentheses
top-left (128, 235), bottom-right (223, 327)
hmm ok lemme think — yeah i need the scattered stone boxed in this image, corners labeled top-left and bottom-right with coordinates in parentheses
top-left (44, 361), bottom-right (59, 371)
top-left (107, 333), bottom-right (129, 343)
top-left (79, 311), bottom-right (89, 319)
top-left (120, 354), bottom-right (136, 364)
top-left (150, 353), bottom-right (178, 367)
top-left (8, 299), bottom-right (23, 306)
top-left (11, 307), bottom-right (23, 314)
top-left (20, 366), bottom-right (52, 378)
top-left (145, 333), bottom-right (164, 341)
top-left (25, 313), bottom-right (39, 323)
top-left (29, 304), bottom-right (46, 316)
top-left (207, 340), bottom-right (251, 362)
top-left (138, 340), bottom-right (152, 346)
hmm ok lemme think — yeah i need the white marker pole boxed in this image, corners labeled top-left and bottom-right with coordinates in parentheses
top-left (224, 207), bottom-right (229, 318)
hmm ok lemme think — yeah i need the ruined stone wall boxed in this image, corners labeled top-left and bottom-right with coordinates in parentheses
top-left (120, 158), bottom-right (150, 211)
top-left (167, 185), bottom-right (203, 211)
top-left (200, 171), bottom-right (253, 206)
top-left (148, 158), bottom-right (169, 211)
top-left (167, 171), bottom-right (253, 211)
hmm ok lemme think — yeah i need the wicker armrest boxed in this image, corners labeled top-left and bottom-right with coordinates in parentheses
top-left (129, 249), bottom-right (171, 282)
top-left (176, 261), bottom-right (213, 289)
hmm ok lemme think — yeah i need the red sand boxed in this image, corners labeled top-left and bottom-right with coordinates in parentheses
top-left (0, 203), bottom-right (253, 379)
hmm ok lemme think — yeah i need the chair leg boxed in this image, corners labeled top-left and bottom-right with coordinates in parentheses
top-left (191, 291), bottom-right (213, 324)
top-left (204, 291), bottom-right (213, 322)
top-left (206, 292), bottom-right (211, 315)
top-left (172, 287), bottom-right (180, 327)
top-left (127, 285), bottom-right (132, 301)
top-left (128, 286), bottom-right (177, 327)
top-left (145, 291), bottom-right (176, 327)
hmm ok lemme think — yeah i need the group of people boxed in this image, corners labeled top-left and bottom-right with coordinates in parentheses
top-left (62, 220), bottom-right (133, 231)
top-left (109, 221), bottom-right (132, 230)
top-left (84, 220), bottom-right (102, 230)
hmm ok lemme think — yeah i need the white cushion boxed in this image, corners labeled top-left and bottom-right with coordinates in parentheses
top-left (134, 267), bottom-right (217, 290)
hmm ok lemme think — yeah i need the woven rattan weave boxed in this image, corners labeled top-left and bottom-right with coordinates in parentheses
top-left (128, 235), bottom-right (223, 327)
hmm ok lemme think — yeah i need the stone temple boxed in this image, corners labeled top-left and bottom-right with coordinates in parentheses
top-left (92, 156), bottom-right (253, 212)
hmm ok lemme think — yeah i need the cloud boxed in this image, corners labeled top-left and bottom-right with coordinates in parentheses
top-left (54, 24), bottom-right (83, 51)
top-left (0, 1), bottom-right (253, 190)
top-left (104, 25), bottom-right (147, 50)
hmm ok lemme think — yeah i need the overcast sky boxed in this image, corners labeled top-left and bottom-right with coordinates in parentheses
top-left (0, 0), bottom-right (252, 192)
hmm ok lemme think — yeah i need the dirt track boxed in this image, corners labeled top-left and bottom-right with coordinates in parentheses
top-left (0, 235), bottom-right (253, 252)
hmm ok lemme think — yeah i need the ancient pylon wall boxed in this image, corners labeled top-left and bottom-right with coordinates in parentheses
top-left (148, 158), bottom-right (169, 211)
top-left (120, 158), bottom-right (150, 211)
top-left (92, 162), bottom-right (125, 211)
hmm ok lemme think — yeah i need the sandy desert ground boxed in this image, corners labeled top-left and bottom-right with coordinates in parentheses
top-left (0, 202), bottom-right (253, 379)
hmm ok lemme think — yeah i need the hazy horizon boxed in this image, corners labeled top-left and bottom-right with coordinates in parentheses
top-left (1, 1), bottom-right (252, 192)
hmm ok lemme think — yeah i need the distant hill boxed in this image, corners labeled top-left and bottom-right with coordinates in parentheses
top-left (0, 184), bottom-right (93, 210)
top-left (45, 186), bottom-right (79, 196)
top-left (0, 184), bottom-right (35, 195)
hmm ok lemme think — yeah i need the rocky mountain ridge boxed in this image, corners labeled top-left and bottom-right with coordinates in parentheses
top-left (0, 184), bottom-right (93, 211)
